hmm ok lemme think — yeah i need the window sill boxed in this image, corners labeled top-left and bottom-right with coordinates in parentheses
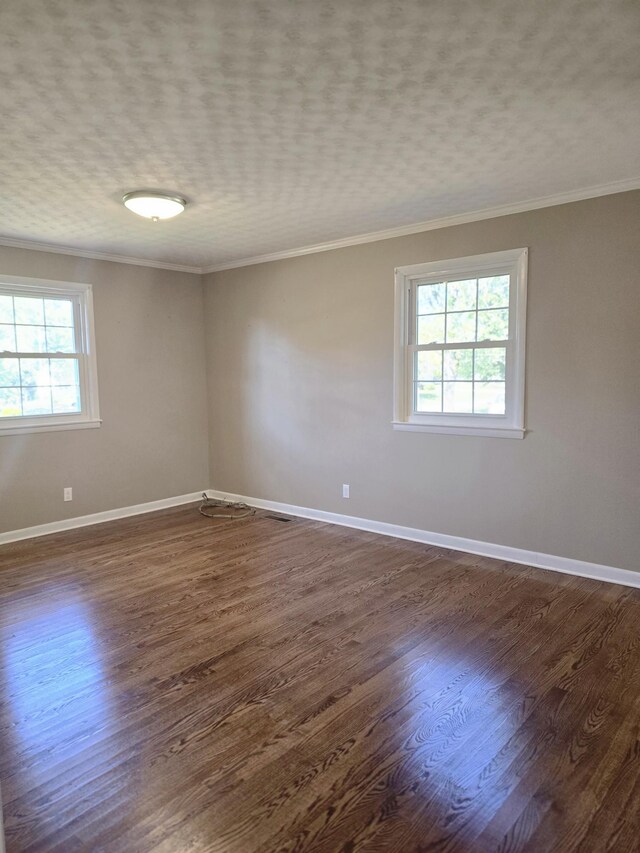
top-left (0, 418), bottom-right (102, 437)
top-left (392, 421), bottom-right (525, 439)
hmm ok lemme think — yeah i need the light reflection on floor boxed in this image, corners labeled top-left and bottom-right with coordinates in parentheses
top-left (1, 596), bottom-right (112, 788)
top-left (374, 643), bottom-right (526, 830)
top-left (0, 589), bottom-right (535, 845)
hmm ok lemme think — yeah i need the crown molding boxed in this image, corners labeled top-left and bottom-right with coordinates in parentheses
top-left (202, 177), bottom-right (640, 274)
top-left (1, 178), bottom-right (637, 276)
top-left (0, 235), bottom-right (203, 274)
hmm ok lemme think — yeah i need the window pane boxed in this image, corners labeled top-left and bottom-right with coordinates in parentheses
top-left (446, 279), bottom-right (476, 312)
top-left (443, 381), bottom-right (473, 413)
top-left (50, 358), bottom-right (79, 386)
top-left (44, 298), bottom-right (74, 327)
top-left (0, 324), bottom-right (17, 351)
top-left (0, 387), bottom-right (21, 417)
top-left (474, 381), bottom-right (506, 414)
top-left (45, 326), bottom-right (76, 353)
top-left (417, 282), bottom-right (445, 315)
top-left (416, 350), bottom-right (442, 381)
top-left (22, 386), bottom-right (52, 415)
top-left (474, 347), bottom-right (506, 381)
top-left (477, 309), bottom-right (509, 341)
top-left (14, 297), bottom-right (44, 325)
top-left (20, 358), bottom-right (50, 386)
top-left (417, 314), bottom-right (445, 345)
top-left (0, 358), bottom-right (20, 387)
top-left (0, 295), bottom-right (14, 323)
top-left (16, 325), bottom-right (47, 353)
top-left (446, 311), bottom-right (476, 343)
top-left (0, 283), bottom-right (96, 428)
top-left (478, 275), bottom-right (510, 309)
top-left (52, 385), bottom-right (81, 413)
top-left (415, 382), bottom-right (442, 412)
top-left (444, 349), bottom-right (473, 380)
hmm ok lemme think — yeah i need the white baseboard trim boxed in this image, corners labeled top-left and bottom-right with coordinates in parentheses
top-left (208, 490), bottom-right (640, 590)
top-left (2, 487), bottom-right (636, 591)
top-left (0, 491), bottom-right (205, 546)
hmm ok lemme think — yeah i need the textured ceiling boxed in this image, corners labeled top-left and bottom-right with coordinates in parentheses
top-left (0, 0), bottom-right (638, 271)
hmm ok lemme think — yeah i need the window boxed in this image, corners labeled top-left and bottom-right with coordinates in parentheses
top-left (393, 248), bottom-right (527, 438)
top-left (0, 275), bottom-right (100, 435)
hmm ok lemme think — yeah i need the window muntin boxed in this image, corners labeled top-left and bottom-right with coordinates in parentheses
top-left (0, 276), bottom-right (100, 435)
top-left (412, 275), bottom-right (510, 417)
top-left (393, 249), bottom-right (527, 438)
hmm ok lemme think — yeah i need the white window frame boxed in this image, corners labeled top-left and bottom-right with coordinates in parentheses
top-left (0, 275), bottom-right (101, 436)
top-left (393, 248), bottom-right (527, 439)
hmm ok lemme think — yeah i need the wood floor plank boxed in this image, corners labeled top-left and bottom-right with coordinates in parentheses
top-left (1, 505), bottom-right (639, 852)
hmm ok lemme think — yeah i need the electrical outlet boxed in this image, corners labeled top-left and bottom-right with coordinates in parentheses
top-left (342, 484), bottom-right (350, 498)
top-left (64, 487), bottom-right (73, 502)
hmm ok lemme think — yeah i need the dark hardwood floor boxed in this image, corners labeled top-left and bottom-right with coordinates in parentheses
top-left (1, 505), bottom-right (639, 852)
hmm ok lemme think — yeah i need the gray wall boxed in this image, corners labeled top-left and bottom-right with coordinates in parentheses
top-left (2, 193), bottom-right (638, 570)
top-left (203, 191), bottom-right (640, 572)
top-left (0, 246), bottom-right (209, 532)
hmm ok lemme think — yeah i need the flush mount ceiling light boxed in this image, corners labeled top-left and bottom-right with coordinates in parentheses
top-left (122, 191), bottom-right (186, 221)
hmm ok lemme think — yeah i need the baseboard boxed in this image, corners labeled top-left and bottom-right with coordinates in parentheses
top-left (0, 491), bottom-right (205, 546)
top-left (2, 487), bottom-right (636, 591)
top-left (207, 489), bottom-right (640, 590)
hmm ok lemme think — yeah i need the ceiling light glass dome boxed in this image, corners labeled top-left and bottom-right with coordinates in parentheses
top-left (123, 191), bottom-right (186, 221)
